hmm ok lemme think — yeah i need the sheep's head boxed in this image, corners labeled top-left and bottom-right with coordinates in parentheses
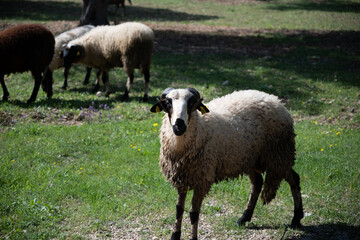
top-left (151, 88), bottom-right (209, 136)
top-left (60, 44), bottom-right (84, 68)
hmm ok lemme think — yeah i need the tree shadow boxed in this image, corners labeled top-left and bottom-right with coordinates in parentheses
top-left (0, 0), bottom-right (82, 21)
top-left (245, 223), bottom-right (360, 240)
top-left (111, 5), bottom-right (219, 22)
top-left (265, 1), bottom-right (360, 14)
top-left (290, 223), bottom-right (360, 240)
top-left (0, 0), bottom-right (218, 22)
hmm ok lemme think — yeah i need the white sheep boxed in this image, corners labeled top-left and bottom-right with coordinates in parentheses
top-left (42, 25), bottom-right (97, 91)
top-left (151, 87), bottom-right (304, 240)
top-left (61, 22), bottom-right (154, 101)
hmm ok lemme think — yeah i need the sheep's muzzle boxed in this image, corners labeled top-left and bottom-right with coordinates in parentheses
top-left (173, 118), bottom-right (187, 136)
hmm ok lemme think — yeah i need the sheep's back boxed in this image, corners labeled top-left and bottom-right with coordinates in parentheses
top-left (68, 23), bottom-right (154, 70)
top-left (0, 24), bottom-right (54, 74)
top-left (204, 90), bottom-right (295, 180)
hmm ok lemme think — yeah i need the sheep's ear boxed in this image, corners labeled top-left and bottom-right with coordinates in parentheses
top-left (197, 102), bottom-right (209, 115)
top-left (150, 100), bottom-right (164, 113)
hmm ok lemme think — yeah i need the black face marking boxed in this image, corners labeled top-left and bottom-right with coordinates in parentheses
top-left (165, 97), bottom-right (172, 113)
top-left (187, 96), bottom-right (197, 115)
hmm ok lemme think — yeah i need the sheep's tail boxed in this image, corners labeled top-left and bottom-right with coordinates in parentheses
top-left (261, 172), bottom-right (282, 204)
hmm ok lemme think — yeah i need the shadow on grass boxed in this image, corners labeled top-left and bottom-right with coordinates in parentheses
top-left (244, 222), bottom-right (360, 240)
top-left (266, 1), bottom-right (360, 14)
top-left (290, 223), bottom-right (360, 240)
top-left (0, 1), bottom-right (218, 22)
top-left (153, 28), bottom-right (360, 88)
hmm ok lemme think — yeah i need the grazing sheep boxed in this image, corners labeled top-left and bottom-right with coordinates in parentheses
top-left (43, 25), bottom-right (96, 91)
top-left (151, 88), bottom-right (304, 240)
top-left (0, 24), bottom-right (55, 103)
top-left (61, 22), bottom-right (154, 101)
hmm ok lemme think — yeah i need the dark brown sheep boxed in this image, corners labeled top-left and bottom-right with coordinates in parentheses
top-left (0, 24), bottom-right (55, 103)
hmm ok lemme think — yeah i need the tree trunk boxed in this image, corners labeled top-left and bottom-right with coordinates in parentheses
top-left (79, 0), bottom-right (110, 26)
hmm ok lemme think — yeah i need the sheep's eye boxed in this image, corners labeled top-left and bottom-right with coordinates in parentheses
top-left (165, 98), bottom-right (172, 108)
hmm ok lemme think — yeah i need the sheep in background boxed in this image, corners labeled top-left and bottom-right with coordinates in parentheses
top-left (151, 88), bottom-right (304, 240)
top-left (0, 24), bottom-right (54, 103)
top-left (61, 22), bottom-right (154, 101)
top-left (43, 25), bottom-right (96, 91)
top-left (109, 0), bottom-right (132, 24)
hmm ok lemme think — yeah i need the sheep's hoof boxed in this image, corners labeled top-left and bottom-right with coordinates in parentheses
top-left (290, 218), bottom-right (302, 229)
top-left (82, 80), bottom-right (89, 85)
top-left (237, 209), bottom-right (252, 226)
top-left (237, 217), bottom-right (247, 226)
top-left (171, 231), bottom-right (181, 240)
top-left (2, 96), bottom-right (8, 102)
top-left (60, 85), bottom-right (67, 90)
top-left (92, 84), bottom-right (100, 93)
top-left (27, 98), bottom-right (35, 104)
top-left (121, 94), bottom-right (129, 101)
top-left (105, 92), bottom-right (111, 98)
top-left (142, 94), bottom-right (149, 102)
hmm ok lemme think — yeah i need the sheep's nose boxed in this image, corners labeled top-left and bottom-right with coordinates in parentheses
top-left (173, 118), bottom-right (187, 136)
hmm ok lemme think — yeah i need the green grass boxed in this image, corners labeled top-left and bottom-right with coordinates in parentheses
top-left (1, 0), bottom-right (360, 239)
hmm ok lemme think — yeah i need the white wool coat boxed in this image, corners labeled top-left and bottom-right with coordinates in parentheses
top-left (49, 25), bottom-right (95, 71)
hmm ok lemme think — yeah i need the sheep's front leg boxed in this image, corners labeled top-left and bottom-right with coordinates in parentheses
top-left (83, 67), bottom-right (92, 85)
top-left (0, 74), bottom-right (9, 101)
top-left (237, 171), bottom-right (263, 226)
top-left (102, 71), bottom-right (111, 97)
top-left (190, 189), bottom-right (206, 240)
top-left (61, 65), bottom-right (71, 90)
top-left (171, 188), bottom-right (187, 240)
top-left (143, 68), bottom-right (150, 102)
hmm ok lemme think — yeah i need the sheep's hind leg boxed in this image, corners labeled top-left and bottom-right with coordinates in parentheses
top-left (27, 71), bottom-right (42, 103)
top-left (142, 68), bottom-right (150, 102)
top-left (102, 71), bottom-right (111, 97)
top-left (237, 171), bottom-right (263, 226)
top-left (285, 169), bottom-right (303, 229)
top-left (0, 74), bottom-right (9, 101)
top-left (171, 188), bottom-right (187, 240)
top-left (122, 71), bottom-right (134, 100)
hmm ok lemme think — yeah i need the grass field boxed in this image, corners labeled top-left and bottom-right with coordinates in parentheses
top-left (0, 0), bottom-right (360, 239)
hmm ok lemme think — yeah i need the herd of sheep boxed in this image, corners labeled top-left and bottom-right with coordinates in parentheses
top-left (0, 23), bottom-right (304, 239)
top-left (0, 22), bottom-right (153, 103)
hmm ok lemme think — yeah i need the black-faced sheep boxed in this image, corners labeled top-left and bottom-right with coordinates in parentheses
top-left (0, 24), bottom-right (55, 103)
top-left (151, 88), bottom-right (304, 240)
top-left (43, 25), bottom-right (96, 91)
top-left (61, 22), bottom-right (154, 101)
